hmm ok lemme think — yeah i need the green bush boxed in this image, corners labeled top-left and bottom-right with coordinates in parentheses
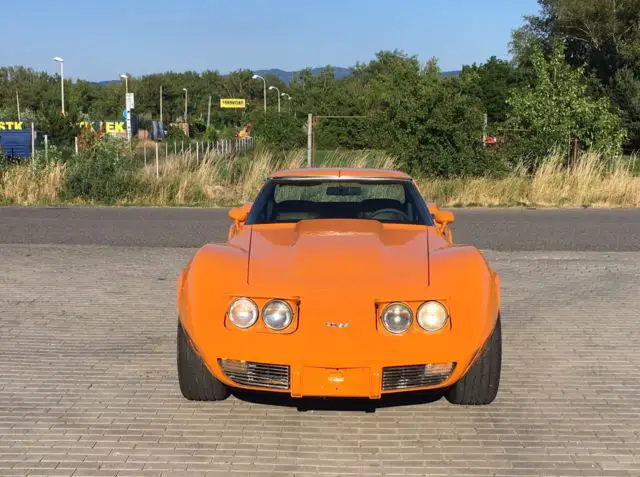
top-left (164, 125), bottom-right (189, 143)
top-left (249, 110), bottom-right (306, 150)
top-left (61, 139), bottom-right (143, 204)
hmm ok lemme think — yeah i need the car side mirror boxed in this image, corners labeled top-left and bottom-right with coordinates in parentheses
top-left (434, 210), bottom-right (455, 226)
top-left (428, 203), bottom-right (455, 243)
top-left (227, 202), bottom-right (252, 240)
top-left (228, 207), bottom-right (248, 223)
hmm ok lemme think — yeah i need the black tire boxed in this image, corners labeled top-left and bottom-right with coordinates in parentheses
top-left (177, 320), bottom-right (229, 401)
top-left (446, 313), bottom-right (501, 405)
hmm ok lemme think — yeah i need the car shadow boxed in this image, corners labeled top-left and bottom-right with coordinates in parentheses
top-left (231, 389), bottom-right (445, 412)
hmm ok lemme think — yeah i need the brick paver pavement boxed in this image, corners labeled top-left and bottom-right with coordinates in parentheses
top-left (0, 244), bottom-right (639, 477)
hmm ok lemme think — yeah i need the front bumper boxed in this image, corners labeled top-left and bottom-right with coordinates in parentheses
top-left (213, 357), bottom-right (462, 399)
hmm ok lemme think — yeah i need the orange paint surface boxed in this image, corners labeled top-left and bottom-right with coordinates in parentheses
top-left (178, 169), bottom-right (500, 399)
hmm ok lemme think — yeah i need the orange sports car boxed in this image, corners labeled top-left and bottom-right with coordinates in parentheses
top-left (176, 168), bottom-right (501, 405)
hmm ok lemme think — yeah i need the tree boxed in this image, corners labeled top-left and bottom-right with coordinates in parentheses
top-left (506, 42), bottom-right (625, 166)
top-left (360, 51), bottom-right (495, 176)
top-left (512, 0), bottom-right (640, 150)
top-left (611, 67), bottom-right (640, 150)
top-left (459, 56), bottom-right (525, 124)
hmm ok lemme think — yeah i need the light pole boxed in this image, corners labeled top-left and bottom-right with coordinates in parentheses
top-left (182, 88), bottom-right (188, 121)
top-left (53, 57), bottom-right (65, 116)
top-left (251, 74), bottom-right (267, 118)
top-left (120, 73), bottom-right (129, 94)
top-left (16, 88), bottom-right (21, 122)
top-left (269, 86), bottom-right (281, 114)
top-left (120, 74), bottom-right (131, 143)
top-left (281, 93), bottom-right (292, 114)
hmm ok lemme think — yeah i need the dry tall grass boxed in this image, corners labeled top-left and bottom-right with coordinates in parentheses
top-left (2, 149), bottom-right (639, 207)
top-left (0, 162), bottom-right (65, 204)
top-left (417, 152), bottom-right (640, 207)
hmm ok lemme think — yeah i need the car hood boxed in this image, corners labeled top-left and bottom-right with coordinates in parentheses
top-left (247, 219), bottom-right (430, 292)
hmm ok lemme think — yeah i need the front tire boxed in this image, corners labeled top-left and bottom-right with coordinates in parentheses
top-left (177, 320), bottom-right (229, 401)
top-left (446, 313), bottom-right (501, 405)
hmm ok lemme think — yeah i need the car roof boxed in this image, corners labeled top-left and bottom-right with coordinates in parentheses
top-left (269, 168), bottom-right (412, 180)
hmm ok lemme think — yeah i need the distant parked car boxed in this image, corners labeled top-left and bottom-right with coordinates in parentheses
top-left (176, 168), bottom-right (502, 405)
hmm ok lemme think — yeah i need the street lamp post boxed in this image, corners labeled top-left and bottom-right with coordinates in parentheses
top-left (16, 88), bottom-right (21, 122)
top-left (120, 74), bottom-right (131, 142)
top-left (281, 93), bottom-right (292, 114)
top-left (120, 73), bottom-right (129, 94)
top-left (53, 57), bottom-right (65, 116)
top-left (182, 88), bottom-right (188, 121)
top-left (269, 86), bottom-right (281, 114)
top-left (251, 74), bottom-right (267, 119)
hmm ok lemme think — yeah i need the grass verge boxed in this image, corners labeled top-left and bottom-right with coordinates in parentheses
top-left (1, 148), bottom-right (639, 207)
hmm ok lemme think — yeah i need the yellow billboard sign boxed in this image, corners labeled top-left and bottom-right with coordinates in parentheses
top-left (220, 98), bottom-right (246, 109)
top-left (0, 121), bottom-right (24, 130)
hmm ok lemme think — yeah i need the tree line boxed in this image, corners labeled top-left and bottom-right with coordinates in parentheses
top-left (1, 0), bottom-right (637, 176)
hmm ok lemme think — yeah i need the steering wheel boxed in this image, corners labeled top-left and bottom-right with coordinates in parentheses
top-left (369, 208), bottom-right (411, 222)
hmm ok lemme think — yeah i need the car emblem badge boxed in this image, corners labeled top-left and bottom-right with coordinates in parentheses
top-left (324, 321), bottom-right (349, 328)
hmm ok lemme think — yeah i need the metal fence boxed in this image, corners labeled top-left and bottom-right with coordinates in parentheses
top-left (154, 136), bottom-right (256, 157)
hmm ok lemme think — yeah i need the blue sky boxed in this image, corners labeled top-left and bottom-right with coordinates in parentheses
top-left (2, 0), bottom-right (540, 81)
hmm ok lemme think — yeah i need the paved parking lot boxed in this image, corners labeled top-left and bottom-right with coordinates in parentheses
top-left (1, 242), bottom-right (639, 476)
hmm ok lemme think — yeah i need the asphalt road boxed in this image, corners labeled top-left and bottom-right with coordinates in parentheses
top-left (1, 206), bottom-right (639, 250)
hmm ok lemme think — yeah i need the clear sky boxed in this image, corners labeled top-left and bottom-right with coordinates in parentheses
top-left (1, 0), bottom-right (540, 81)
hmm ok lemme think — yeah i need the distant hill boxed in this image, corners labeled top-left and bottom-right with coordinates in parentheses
top-left (254, 67), bottom-right (354, 84)
top-left (92, 67), bottom-right (461, 86)
top-left (255, 67), bottom-right (461, 84)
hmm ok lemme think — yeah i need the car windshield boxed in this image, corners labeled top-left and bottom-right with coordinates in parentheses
top-left (246, 178), bottom-right (434, 226)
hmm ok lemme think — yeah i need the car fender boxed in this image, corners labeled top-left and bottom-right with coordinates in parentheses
top-left (178, 243), bottom-right (249, 350)
top-left (428, 244), bottom-right (500, 357)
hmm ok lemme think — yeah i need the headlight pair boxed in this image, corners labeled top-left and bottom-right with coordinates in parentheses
top-left (381, 301), bottom-right (448, 334)
top-left (228, 298), bottom-right (293, 331)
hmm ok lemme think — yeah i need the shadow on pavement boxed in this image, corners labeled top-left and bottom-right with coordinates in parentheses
top-left (231, 388), bottom-right (445, 412)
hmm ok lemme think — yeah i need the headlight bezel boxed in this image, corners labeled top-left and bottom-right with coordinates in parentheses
top-left (416, 300), bottom-right (449, 332)
top-left (381, 302), bottom-right (413, 335)
top-left (262, 299), bottom-right (294, 331)
top-left (227, 297), bottom-right (259, 329)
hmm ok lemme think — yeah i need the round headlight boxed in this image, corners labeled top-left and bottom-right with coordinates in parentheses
top-left (262, 300), bottom-right (293, 330)
top-left (381, 303), bottom-right (412, 334)
top-left (228, 298), bottom-right (258, 328)
top-left (417, 301), bottom-right (448, 332)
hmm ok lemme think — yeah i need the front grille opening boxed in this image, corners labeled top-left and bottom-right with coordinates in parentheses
top-left (218, 359), bottom-right (290, 390)
top-left (382, 362), bottom-right (456, 391)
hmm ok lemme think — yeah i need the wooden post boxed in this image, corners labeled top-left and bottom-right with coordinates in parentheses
top-left (155, 142), bottom-right (159, 178)
top-left (44, 134), bottom-right (48, 163)
top-left (307, 114), bottom-right (312, 167)
top-left (571, 137), bottom-right (579, 168)
top-left (31, 123), bottom-right (35, 169)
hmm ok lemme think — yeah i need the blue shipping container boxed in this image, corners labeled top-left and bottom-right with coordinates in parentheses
top-left (0, 129), bottom-right (35, 159)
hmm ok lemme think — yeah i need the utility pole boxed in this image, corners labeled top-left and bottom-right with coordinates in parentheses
top-left (183, 88), bottom-right (188, 121)
top-left (207, 95), bottom-right (212, 129)
top-left (307, 113), bottom-right (313, 167)
top-left (16, 88), bottom-right (21, 122)
top-left (159, 85), bottom-right (163, 124)
top-left (482, 113), bottom-right (488, 147)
